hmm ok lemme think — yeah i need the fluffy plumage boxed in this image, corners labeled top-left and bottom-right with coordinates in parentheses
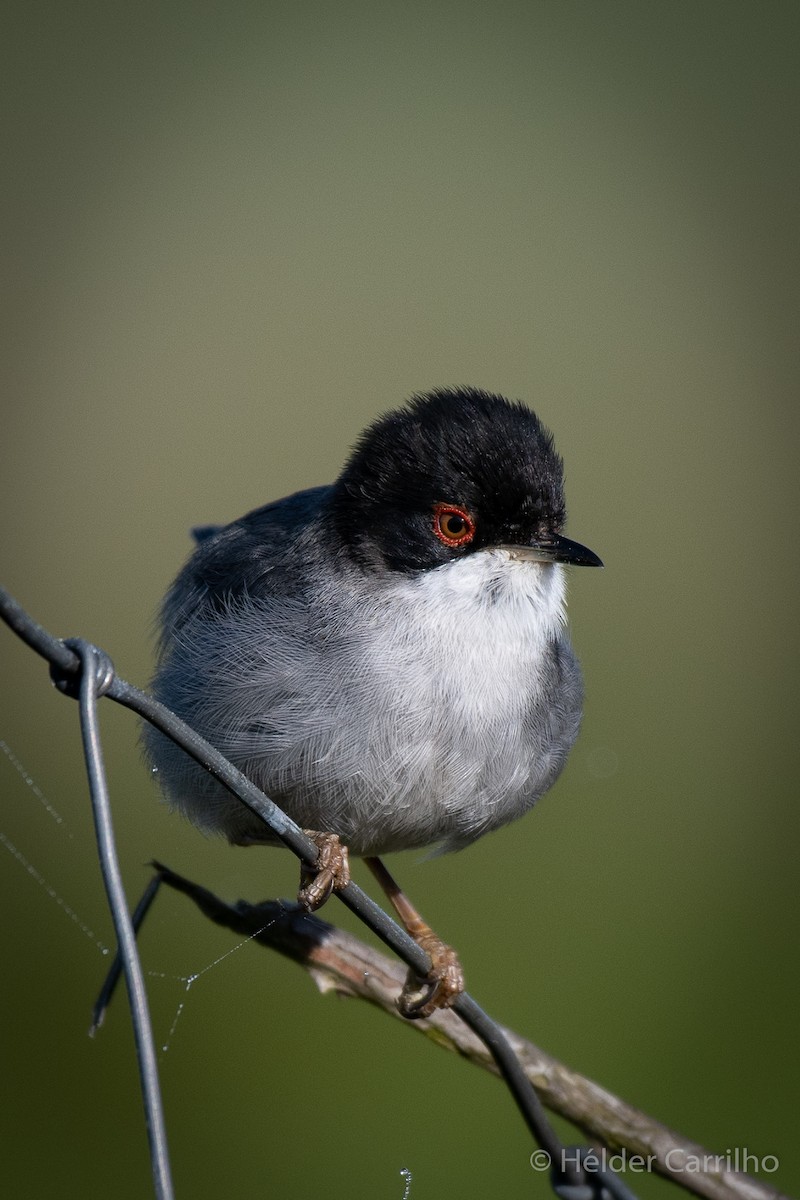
top-left (145, 387), bottom-right (595, 856)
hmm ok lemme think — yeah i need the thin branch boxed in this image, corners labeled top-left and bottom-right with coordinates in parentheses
top-left (3, 585), bottom-right (791, 1200)
top-left (150, 863), bottom-right (788, 1200)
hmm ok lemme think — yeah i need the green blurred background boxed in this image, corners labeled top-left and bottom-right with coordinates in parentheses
top-left (2, 3), bottom-right (798, 1197)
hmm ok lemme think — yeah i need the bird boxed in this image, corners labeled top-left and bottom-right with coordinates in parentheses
top-left (144, 387), bottom-right (602, 1017)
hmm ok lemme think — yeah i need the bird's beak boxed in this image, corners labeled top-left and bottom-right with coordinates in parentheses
top-left (501, 533), bottom-right (603, 568)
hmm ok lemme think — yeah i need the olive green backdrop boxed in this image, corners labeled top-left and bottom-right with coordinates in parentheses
top-left (2, 3), bottom-right (798, 1198)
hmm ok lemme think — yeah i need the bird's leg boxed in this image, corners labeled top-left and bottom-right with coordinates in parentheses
top-left (297, 831), bottom-right (351, 910)
top-left (363, 855), bottom-right (464, 1020)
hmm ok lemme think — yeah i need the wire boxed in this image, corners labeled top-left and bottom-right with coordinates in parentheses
top-left (62, 638), bottom-right (174, 1200)
top-left (1, 584), bottom-right (628, 1199)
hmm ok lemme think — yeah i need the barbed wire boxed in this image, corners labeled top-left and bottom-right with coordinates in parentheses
top-left (1, 584), bottom-right (785, 1200)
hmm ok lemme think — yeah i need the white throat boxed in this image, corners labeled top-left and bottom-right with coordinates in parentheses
top-left (390, 547), bottom-right (567, 640)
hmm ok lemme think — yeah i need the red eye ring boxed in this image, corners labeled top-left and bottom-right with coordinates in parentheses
top-left (432, 503), bottom-right (476, 547)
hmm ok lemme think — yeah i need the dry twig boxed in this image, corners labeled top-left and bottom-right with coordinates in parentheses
top-left (153, 863), bottom-right (787, 1200)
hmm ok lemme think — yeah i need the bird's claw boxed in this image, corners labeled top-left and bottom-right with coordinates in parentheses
top-left (298, 831), bottom-right (351, 911)
top-left (398, 933), bottom-right (464, 1020)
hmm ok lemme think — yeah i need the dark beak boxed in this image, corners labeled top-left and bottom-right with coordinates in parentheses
top-left (501, 533), bottom-right (603, 568)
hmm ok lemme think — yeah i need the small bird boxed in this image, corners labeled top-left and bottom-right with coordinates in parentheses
top-left (145, 387), bottom-right (601, 1016)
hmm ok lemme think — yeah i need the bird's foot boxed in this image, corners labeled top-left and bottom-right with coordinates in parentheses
top-left (398, 930), bottom-right (464, 1020)
top-left (361, 855), bottom-right (465, 1019)
top-left (297, 831), bottom-right (351, 910)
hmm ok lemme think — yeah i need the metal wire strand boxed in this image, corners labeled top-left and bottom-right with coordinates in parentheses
top-left (90, 871), bottom-right (164, 1036)
top-left (553, 1146), bottom-right (641, 1200)
top-left (1, 585), bottom-right (627, 1197)
top-left (63, 638), bottom-right (174, 1200)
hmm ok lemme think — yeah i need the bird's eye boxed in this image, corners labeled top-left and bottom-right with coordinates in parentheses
top-left (432, 503), bottom-right (476, 547)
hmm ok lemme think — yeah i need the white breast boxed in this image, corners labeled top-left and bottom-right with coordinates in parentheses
top-left (151, 549), bottom-right (579, 856)
top-left (303, 549), bottom-right (573, 852)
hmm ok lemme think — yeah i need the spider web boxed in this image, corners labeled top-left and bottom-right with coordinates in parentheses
top-left (0, 738), bottom-right (278, 1055)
